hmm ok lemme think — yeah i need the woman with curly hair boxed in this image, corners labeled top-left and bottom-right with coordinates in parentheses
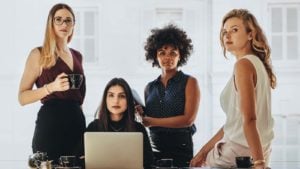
top-left (190, 9), bottom-right (276, 169)
top-left (140, 24), bottom-right (200, 167)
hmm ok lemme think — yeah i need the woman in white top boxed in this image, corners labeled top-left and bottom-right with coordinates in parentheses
top-left (190, 9), bottom-right (276, 169)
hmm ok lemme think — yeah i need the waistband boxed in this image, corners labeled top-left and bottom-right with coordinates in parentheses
top-left (43, 99), bottom-right (80, 106)
top-left (150, 128), bottom-right (191, 134)
top-left (150, 124), bottom-right (196, 134)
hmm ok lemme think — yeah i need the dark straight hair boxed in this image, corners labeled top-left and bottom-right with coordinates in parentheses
top-left (96, 78), bottom-right (136, 131)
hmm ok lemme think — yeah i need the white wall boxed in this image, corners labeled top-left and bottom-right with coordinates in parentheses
top-left (1, 0), bottom-right (299, 168)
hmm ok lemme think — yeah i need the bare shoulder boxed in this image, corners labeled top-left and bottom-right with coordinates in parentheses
top-left (27, 48), bottom-right (41, 62)
top-left (187, 76), bottom-right (199, 86)
top-left (234, 58), bottom-right (256, 88)
top-left (234, 58), bottom-right (255, 75)
top-left (186, 75), bottom-right (200, 93)
top-left (26, 48), bottom-right (41, 69)
top-left (23, 47), bottom-right (42, 76)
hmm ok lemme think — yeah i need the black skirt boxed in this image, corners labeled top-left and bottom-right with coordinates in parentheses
top-left (150, 130), bottom-right (193, 167)
top-left (32, 99), bottom-right (86, 163)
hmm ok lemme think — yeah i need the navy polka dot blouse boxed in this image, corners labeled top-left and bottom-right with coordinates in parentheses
top-left (144, 71), bottom-right (196, 133)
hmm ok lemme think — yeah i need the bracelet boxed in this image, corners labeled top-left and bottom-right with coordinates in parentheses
top-left (44, 84), bottom-right (52, 95)
top-left (253, 159), bottom-right (265, 166)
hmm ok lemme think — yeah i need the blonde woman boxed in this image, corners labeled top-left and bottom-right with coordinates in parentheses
top-left (18, 3), bottom-right (86, 164)
top-left (190, 9), bottom-right (276, 169)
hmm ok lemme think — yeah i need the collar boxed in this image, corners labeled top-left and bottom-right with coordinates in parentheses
top-left (154, 70), bottom-right (184, 85)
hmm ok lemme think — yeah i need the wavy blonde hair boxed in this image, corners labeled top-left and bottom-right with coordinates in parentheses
top-left (220, 9), bottom-right (277, 89)
top-left (40, 3), bottom-right (75, 69)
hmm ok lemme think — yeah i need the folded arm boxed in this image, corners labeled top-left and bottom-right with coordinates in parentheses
top-left (142, 77), bottom-right (200, 128)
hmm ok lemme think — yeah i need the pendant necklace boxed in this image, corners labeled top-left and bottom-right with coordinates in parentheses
top-left (109, 124), bottom-right (124, 132)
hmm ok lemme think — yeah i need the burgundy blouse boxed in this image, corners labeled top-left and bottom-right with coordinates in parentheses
top-left (36, 48), bottom-right (86, 105)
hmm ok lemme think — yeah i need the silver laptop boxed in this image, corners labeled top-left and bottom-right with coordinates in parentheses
top-left (84, 132), bottom-right (143, 169)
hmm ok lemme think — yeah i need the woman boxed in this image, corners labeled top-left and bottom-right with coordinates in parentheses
top-left (190, 9), bottom-right (276, 169)
top-left (86, 78), bottom-right (154, 169)
top-left (18, 3), bottom-right (86, 164)
top-left (142, 24), bottom-right (200, 167)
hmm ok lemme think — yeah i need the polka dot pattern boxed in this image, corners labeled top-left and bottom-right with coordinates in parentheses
top-left (145, 71), bottom-right (193, 132)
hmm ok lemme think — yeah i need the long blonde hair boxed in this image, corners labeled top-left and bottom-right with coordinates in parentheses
top-left (220, 9), bottom-right (277, 89)
top-left (40, 3), bottom-right (75, 69)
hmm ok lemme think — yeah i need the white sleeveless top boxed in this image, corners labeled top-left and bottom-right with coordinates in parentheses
top-left (220, 54), bottom-right (274, 147)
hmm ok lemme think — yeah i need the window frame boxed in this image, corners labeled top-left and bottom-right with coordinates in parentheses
top-left (268, 2), bottom-right (300, 69)
top-left (70, 4), bottom-right (103, 70)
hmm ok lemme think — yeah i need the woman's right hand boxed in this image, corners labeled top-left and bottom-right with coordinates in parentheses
top-left (47, 73), bottom-right (70, 92)
top-left (135, 104), bottom-right (144, 116)
top-left (190, 149), bottom-right (208, 167)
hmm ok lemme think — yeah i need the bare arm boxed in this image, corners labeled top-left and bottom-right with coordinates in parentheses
top-left (18, 48), bottom-right (70, 106)
top-left (18, 48), bottom-right (48, 105)
top-left (234, 59), bottom-right (264, 163)
top-left (190, 127), bottom-right (224, 167)
top-left (143, 76), bottom-right (200, 128)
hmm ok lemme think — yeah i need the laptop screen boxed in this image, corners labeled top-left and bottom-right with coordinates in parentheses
top-left (84, 132), bottom-right (143, 169)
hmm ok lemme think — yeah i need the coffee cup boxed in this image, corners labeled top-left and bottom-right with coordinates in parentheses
top-left (28, 151), bottom-right (48, 168)
top-left (68, 74), bottom-right (83, 89)
top-left (156, 158), bottom-right (174, 168)
top-left (59, 155), bottom-right (76, 167)
top-left (55, 167), bottom-right (81, 169)
top-left (235, 156), bottom-right (252, 168)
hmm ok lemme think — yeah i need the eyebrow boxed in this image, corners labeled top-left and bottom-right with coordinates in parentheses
top-left (230, 25), bottom-right (239, 28)
top-left (157, 48), bottom-right (167, 51)
top-left (107, 91), bottom-right (126, 95)
top-left (222, 25), bottom-right (239, 31)
top-left (54, 16), bottom-right (73, 19)
top-left (157, 48), bottom-right (178, 52)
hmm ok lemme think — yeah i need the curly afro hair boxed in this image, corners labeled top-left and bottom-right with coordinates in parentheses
top-left (144, 24), bottom-right (193, 68)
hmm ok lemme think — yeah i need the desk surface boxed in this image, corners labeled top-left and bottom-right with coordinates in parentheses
top-left (156, 161), bottom-right (300, 169)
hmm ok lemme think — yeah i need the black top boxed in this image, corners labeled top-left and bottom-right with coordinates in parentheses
top-left (144, 71), bottom-right (196, 134)
top-left (86, 119), bottom-right (154, 168)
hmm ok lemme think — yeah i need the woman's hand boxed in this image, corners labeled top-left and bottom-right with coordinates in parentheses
top-left (134, 105), bottom-right (153, 127)
top-left (254, 164), bottom-right (269, 169)
top-left (135, 104), bottom-right (144, 123)
top-left (190, 149), bottom-right (208, 167)
top-left (135, 104), bottom-right (144, 116)
top-left (47, 73), bottom-right (70, 92)
top-left (141, 116), bottom-right (152, 127)
top-left (253, 160), bottom-right (270, 169)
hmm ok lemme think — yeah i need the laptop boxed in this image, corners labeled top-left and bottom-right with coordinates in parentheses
top-left (84, 132), bottom-right (143, 169)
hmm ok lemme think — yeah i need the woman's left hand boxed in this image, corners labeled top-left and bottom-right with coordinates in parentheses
top-left (254, 163), bottom-right (270, 169)
top-left (141, 116), bottom-right (152, 127)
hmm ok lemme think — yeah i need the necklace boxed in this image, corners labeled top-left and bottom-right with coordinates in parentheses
top-left (109, 124), bottom-right (124, 132)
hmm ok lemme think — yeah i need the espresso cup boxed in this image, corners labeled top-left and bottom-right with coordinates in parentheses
top-left (156, 158), bottom-right (174, 167)
top-left (235, 156), bottom-right (252, 168)
top-left (55, 167), bottom-right (81, 169)
top-left (28, 151), bottom-right (48, 168)
top-left (59, 156), bottom-right (76, 167)
top-left (68, 74), bottom-right (83, 89)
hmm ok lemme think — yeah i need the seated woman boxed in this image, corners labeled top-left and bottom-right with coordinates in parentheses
top-left (86, 78), bottom-right (154, 169)
top-left (190, 9), bottom-right (276, 169)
